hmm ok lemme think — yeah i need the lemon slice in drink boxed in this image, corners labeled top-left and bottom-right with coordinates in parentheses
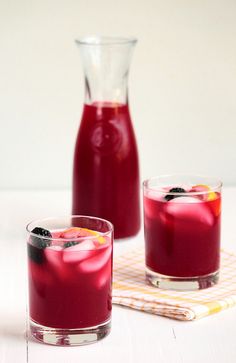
top-left (61, 227), bottom-right (106, 244)
top-left (191, 184), bottom-right (217, 201)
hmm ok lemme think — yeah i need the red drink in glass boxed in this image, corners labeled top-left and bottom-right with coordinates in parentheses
top-left (27, 216), bottom-right (113, 346)
top-left (143, 175), bottom-right (222, 290)
top-left (73, 103), bottom-right (140, 239)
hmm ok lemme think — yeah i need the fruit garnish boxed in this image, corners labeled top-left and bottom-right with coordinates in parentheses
top-left (60, 227), bottom-right (81, 239)
top-left (61, 227), bottom-right (105, 245)
top-left (64, 241), bottom-right (79, 249)
top-left (83, 228), bottom-right (106, 244)
top-left (191, 184), bottom-right (217, 201)
top-left (28, 227), bottom-right (52, 264)
top-left (165, 187), bottom-right (186, 201)
top-left (28, 244), bottom-right (44, 264)
top-left (31, 227), bottom-right (52, 249)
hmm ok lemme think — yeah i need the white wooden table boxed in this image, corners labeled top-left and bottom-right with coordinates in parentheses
top-left (0, 188), bottom-right (236, 363)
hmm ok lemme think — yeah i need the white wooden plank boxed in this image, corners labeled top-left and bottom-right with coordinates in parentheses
top-left (0, 241), bottom-right (27, 363)
top-left (172, 309), bottom-right (236, 363)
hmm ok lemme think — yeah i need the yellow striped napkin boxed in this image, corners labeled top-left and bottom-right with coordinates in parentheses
top-left (112, 248), bottom-right (236, 320)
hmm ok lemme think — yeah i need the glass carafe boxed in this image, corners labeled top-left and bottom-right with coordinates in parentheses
top-left (72, 36), bottom-right (140, 239)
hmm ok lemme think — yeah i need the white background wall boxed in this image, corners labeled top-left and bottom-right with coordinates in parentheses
top-left (1, 0), bottom-right (236, 189)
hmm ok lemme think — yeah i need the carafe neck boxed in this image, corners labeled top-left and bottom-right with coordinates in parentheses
top-left (76, 37), bottom-right (137, 105)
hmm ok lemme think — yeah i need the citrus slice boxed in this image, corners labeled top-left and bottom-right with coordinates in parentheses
top-left (81, 228), bottom-right (106, 244)
top-left (191, 184), bottom-right (217, 201)
top-left (60, 227), bottom-right (105, 244)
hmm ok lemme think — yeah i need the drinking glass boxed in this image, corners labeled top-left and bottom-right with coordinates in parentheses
top-left (143, 175), bottom-right (222, 290)
top-left (26, 215), bottom-right (113, 345)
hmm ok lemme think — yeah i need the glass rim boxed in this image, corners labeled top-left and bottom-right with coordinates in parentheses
top-left (143, 174), bottom-right (223, 196)
top-left (26, 215), bottom-right (114, 242)
top-left (75, 36), bottom-right (138, 46)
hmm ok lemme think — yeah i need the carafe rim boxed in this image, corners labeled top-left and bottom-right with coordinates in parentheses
top-left (75, 36), bottom-right (137, 46)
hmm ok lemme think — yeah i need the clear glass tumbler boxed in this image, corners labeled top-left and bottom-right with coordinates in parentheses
top-left (143, 175), bottom-right (222, 290)
top-left (26, 215), bottom-right (113, 345)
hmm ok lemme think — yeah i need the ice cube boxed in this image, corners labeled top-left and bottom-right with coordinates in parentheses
top-left (170, 196), bottom-right (200, 203)
top-left (60, 227), bottom-right (82, 239)
top-left (166, 197), bottom-right (214, 226)
top-left (51, 231), bottom-right (62, 239)
top-left (47, 245), bottom-right (63, 251)
top-left (44, 246), bottom-right (63, 270)
top-left (69, 240), bottom-right (95, 251)
top-left (96, 262), bottom-right (112, 288)
top-left (79, 246), bottom-right (111, 273)
top-left (63, 240), bottom-right (95, 263)
top-left (44, 246), bottom-right (73, 281)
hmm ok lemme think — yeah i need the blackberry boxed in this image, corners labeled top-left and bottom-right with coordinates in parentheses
top-left (31, 227), bottom-right (52, 248)
top-left (165, 187), bottom-right (186, 201)
top-left (64, 241), bottom-right (79, 249)
top-left (28, 227), bottom-right (52, 264)
top-left (28, 244), bottom-right (44, 264)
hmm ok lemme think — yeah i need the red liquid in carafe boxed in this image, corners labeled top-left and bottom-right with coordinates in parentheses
top-left (73, 103), bottom-right (140, 239)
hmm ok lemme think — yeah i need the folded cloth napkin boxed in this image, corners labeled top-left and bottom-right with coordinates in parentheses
top-left (112, 247), bottom-right (236, 320)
